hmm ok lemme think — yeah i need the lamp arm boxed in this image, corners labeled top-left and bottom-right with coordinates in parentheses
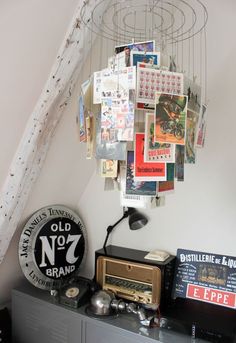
top-left (103, 210), bottom-right (130, 249)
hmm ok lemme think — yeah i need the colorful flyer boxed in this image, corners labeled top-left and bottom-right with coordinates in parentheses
top-left (185, 110), bottom-right (199, 164)
top-left (126, 151), bottom-right (157, 196)
top-left (100, 159), bottom-right (118, 178)
top-left (137, 63), bottom-right (184, 105)
top-left (134, 133), bottom-right (166, 181)
top-left (144, 113), bottom-right (175, 162)
top-left (130, 51), bottom-right (160, 67)
top-left (155, 92), bottom-right (188, 145)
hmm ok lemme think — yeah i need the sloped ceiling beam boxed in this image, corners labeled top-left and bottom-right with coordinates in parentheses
top-left (0, 0), bottom-right (108, 263)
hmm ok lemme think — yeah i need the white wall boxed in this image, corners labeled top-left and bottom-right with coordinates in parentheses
top-left (0, 0), bottom-right (236, 304)
top-left (0, 0), bottom-right (79, 304)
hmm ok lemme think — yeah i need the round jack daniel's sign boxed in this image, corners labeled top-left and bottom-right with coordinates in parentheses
top-left (19, 205), bottom-right (87, 290)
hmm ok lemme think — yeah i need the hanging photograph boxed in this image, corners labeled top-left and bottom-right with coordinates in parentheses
top-left (108, 51), bottom-right (126, 70)
top-left (100, 159), bottom-right (118, 178)
top-left (100, 66), bottom-right (136, 98)
top-left (101, 91), bottom-right (134, 142)
top-left (196, 104), bottom-right (207, 148)
top-left (126, 151), bottom-right (157, 196)
top-left (119, 162), bottom-right (151, 209)
top-left (144, 113), bottom-right (175, 162)
top-left (86, 115), bottom-right (94, 159)
top-left (77, 95), bottom-right (86, 142)
top-left (95, 113), bottom-right (127, 161)
top-left (155, 93), bottom-right (188, 145)
top-left (158, 163), bottom-right (175, 194)
top-left (130, 51), bottom-right (160, 67)
top-left (185, 110), bottom-right (199, 164)
top-left (134, 133), bottom-right (166, 181)
top-left (115, 40), bottom-right (155, 66)
top-left (175, 145), bottom-right (185, 181)
top-left (93, 69), bottom-right (109, 104)
top-left (184, 76), bottom-right (202, 114)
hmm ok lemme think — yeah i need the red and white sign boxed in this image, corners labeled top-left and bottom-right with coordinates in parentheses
top-left (187, 284), bottom-right (236, 309)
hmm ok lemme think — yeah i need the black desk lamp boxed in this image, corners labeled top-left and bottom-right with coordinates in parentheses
top-left (103, 207), bottom-right (148, 249)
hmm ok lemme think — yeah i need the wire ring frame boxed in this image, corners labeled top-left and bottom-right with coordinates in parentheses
top-left (80, 0), bottom-right (208, 45)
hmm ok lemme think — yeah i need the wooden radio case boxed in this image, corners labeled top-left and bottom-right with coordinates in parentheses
top-left (95, 245), bottom-right (176, 310)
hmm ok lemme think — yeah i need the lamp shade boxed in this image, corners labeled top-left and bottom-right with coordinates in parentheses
top-left (103, 207), bottom-right (148, 248)
top-left (128, 209), bottom-right (148, 230)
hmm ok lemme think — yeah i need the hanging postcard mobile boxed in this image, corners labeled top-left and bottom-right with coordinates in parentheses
top-left (154, 93), bottom-right (188, 145)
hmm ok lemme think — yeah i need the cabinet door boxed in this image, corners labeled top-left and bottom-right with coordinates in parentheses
top-left (12, 295), bottom-right (82, 343)
top-left (84, 320), bottom-right (152, 343)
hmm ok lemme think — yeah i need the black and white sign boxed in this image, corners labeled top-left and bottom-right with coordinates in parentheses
top-left (19, 205), bottom-right (87, 290)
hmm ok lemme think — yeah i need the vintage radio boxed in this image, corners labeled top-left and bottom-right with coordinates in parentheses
top-left (95, 245), bottom-right (176, 310)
